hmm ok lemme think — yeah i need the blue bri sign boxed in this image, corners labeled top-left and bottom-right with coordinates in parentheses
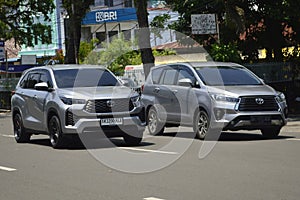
top-left (82, 8), bottom-right (137, 25)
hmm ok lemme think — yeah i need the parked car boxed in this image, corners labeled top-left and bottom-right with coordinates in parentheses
top-left (11, 65), bottom-right (145, 148)
top-left (120, 77), bottom-right (142, 94)
top-left (142, 62), bottom-right (288, 139)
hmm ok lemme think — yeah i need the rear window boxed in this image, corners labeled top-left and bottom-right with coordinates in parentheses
top-left (195, 66), bottom-right (262, 86)
top-left (53, 68), bottom-right (120, 88)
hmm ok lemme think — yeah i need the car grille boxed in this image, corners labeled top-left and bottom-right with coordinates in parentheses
top-left (85, 99), bottom-right (134, 113)
top-left (238, 96), bottom-right (279, 111)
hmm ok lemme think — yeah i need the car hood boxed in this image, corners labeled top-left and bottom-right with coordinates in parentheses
top-left (207, 84), bottom-right (278, 97)
top-left (57, 86), bottom-right (137, 100)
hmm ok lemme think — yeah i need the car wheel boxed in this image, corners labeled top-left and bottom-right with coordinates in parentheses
top-left (48, 115), bottom-right (65, 149)
top-left (13, 113), bottom-right (31, 143)
top-left (147, 107), bottom-right (165, 135)
top-left (194, 110), bottom-right (209, 140)
top-left (261, 127), bottom-right (281, 138)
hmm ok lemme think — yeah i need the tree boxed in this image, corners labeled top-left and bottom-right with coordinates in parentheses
top-left (166, 0), bottom-right (300, 62)
top-left (134, 0), bottom-right (155, 79)
top-left (0, 0), bottom-right (55, 46)
top-left (62, 0), bottom-right (94, 64)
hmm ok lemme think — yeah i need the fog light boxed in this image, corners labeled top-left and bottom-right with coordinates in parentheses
top-left (214, 108), bottom-right (225, 120)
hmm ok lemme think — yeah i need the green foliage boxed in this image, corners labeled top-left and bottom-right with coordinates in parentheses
top-left (152, 49), bottom-right (176, 56)
top-left (98, 34), bottom-right (139, 75)
top-left (83, 51), bottom-right (102, 65)
top-left (210, 43), bottom-right (241, 63)
top-left (283, 46), bottom-right (300, 80)
top-left (79, 39), bottom-right (99, 64)
top-left (150, 14), bottom-right (171, 39)
top-left (94, 34), bottom-right (176, 75)
top-left (0, 0), bottom-right (55, 46)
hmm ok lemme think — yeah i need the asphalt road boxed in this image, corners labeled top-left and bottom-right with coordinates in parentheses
top-left (0, 113), bottom-right (300, 200)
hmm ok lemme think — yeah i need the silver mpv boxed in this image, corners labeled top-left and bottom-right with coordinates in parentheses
top-left (142, 62), bottom-right (288, 139)
top-left (11, 65), bottom-right (145, 148)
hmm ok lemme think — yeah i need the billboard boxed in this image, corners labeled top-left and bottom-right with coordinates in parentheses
top-left (21, 55), bottom-right (37, 65)
top-left (191, 14), bottom-right (217, 35)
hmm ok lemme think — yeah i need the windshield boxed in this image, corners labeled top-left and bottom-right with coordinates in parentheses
top-left (53, 68), bottom-right (120, 88)
top-left (195, 66), bottom-right (262, 86)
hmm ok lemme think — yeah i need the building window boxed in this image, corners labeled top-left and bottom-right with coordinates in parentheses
top-left (104, 0), bottom-right (114, 7)
top-left (124, 0), bottom-right (132, 7)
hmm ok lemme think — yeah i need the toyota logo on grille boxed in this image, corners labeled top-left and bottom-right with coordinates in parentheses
top-left (255, 98), bottom-right (264, 105)
top-left (106, 100), bottom-right (115, 108)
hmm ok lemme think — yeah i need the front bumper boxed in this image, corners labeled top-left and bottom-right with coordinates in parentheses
top-left (210, 101), bottom-right (287, 131)
top-left (61, 105), bottom-right (146, 135)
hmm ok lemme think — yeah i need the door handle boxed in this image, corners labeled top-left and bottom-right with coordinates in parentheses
top-left (154, 87), bottom-right (160, 93)
top-left (33, 95), bottom-right (38, 100)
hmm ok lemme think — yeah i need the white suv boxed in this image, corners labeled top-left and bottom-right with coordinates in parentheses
top-left (11, 65), bottom-right (145, 148)
top-left (142, 62), bottom-right (288, 139)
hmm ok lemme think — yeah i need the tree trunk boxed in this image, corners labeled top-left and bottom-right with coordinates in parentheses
top-left (134, 0), bottom-right (155, 79)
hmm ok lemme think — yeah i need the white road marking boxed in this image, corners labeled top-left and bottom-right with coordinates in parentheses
top-left (0, 166), bottom-right (17, 172)
top-left (144, 197), bottom-right (166, 200)
top-left (286, 138), bottom-right (300, 141)
top-left (1, 134), bottom-right (15, 138)
top-left (119, 147), bottom-right (179, 155)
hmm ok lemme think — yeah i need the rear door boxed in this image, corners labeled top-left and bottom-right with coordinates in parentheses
top-left (20, 70), bottom-right (51, 132)
top-left (155, 65), bottom-right (179, 122)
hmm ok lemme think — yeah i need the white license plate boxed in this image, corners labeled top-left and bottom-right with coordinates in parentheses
top-left (100, 118), bottom-right (123, 126)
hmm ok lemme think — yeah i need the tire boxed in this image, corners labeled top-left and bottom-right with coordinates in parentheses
top-left (48, 115), bottom-right (65, 149)
top-left (147, 107), bottom-right (165, 136)
top-left (13, 113), bottom-right (31, 143)
top-left (261, 127), bottom-right (281, 138)
top-left (193, 110), bottom-right (209, 140)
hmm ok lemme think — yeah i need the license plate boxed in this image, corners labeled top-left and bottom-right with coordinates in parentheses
top-left (100, 118), bottom-right (123, 126)
top-left (250, 116), bottom-right (271, 124)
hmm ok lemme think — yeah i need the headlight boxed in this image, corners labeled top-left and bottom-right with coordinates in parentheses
top-left (210, 94), bottom-right (239, 103)
top-left (131, 95), bottom-right (141, 107)
top-left (60, 96), bottom-right (86, 105)
top-left (276, 92), bottom-right (286, 103)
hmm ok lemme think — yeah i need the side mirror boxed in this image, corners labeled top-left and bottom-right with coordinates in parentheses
top-left (178, 78), bottom-right (193, 87)
top-left (34, 82), bottom-right (53, 92)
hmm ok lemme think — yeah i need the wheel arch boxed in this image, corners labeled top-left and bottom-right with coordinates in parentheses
top-left (47, 108), bottom-right (60, 131)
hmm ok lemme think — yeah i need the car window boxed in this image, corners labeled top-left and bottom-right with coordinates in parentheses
top-left (53, 68), bottom-right (120, 88)
top-left (151, 67), bottom-right (163, 84)
top-left (39, 71), bottom-right (53, 88)
top-left (195, 66), bottom-right (262, 86)
top-left (160, 69), bottom-right (177, 85)
top-left (26, 72), bottom-right (40, 89)
top-left (19, 73), bottom-right (29, 89)
top-left (177, 69), bottom-right (195, 85)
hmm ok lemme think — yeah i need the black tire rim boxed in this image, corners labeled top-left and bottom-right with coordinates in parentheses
top-left (13, 114), bottom-right (21, 140)
top-left (197, 112), bottom-right (208, 138)
top-left (49, 117), bottom-right (60, 146)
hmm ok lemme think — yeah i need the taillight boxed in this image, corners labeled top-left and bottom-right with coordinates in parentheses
top-left (141, 84), bottom-right (144, 92)
top-left (11, 90), bottom-right (15, 95)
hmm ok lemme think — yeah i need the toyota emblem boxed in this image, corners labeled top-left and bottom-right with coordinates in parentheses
top-left (255, 98), bottom-right (264, 105)
top-left (107, 100), bottom-right (115, 108)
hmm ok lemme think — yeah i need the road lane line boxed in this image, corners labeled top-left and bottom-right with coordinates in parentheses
top-left (286, 138), bottom-right (300, 141)
top-left (144, 197), bottom-right (166, 200)
top-left (2, 134), bottom-right (15, 138)
top-left (0, 166), bottom-right (17, 172)
top-left (119, 147), bottom-right (179, 155)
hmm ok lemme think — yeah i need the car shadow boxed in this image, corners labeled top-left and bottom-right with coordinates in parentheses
top-left (159, 131), bottom-right (294, 142)
top-left (28, 137), bottom-right (155, 150)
